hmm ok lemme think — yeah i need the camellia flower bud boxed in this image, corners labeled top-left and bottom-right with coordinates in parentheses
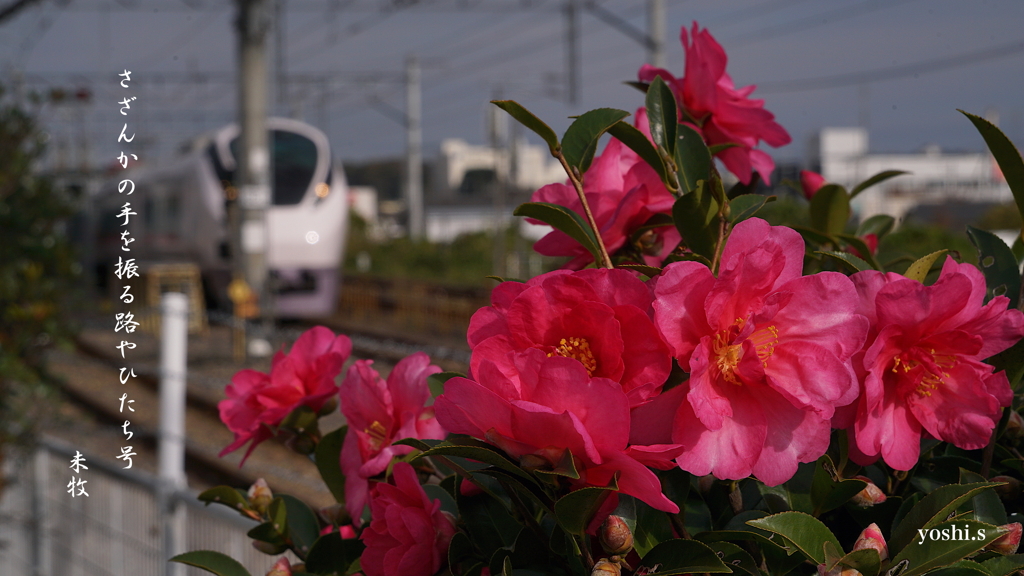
top-left (851, 477), bottom-right (887, 507)
top-left (987, 523), bottom-right (1023, 555)
top-left (248, 478), bottom-right (273, 516)
top-left (1006, 410), bottom-right (1024, 441)
top-left (992, 476), bottom-right (1023, 501)
top-left (592, 559), bottom-right (622, 576)
top-left (800, 170), bottom-right (827, 200)
top-left (853, 523), bottom-right (888, 561)
top-left (816, 564), bottom-right (862, 576)
top-left (266, 557), bottom-right (292, 576)
top-left (599, 515), bottom-right (634, 555)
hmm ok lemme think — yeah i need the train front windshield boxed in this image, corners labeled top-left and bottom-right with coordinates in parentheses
top-left (220, 129), bottom-right (320, 205)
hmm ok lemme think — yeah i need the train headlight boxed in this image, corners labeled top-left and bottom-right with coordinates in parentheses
top-left (305, 231), bottom-right (320, 245)
top-left (315, 183), bottom-right (330, 198)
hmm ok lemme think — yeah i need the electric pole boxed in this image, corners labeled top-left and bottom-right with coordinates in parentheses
top-left (648, 0), bottom-right (665, 68)
top-left (234, 0), bottom-right (272, 334)
top-left (405, 54), bottom-right (424, 240)
top-left (565, 0), bottom-right (580, 106)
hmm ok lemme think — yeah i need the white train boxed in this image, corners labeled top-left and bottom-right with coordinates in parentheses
top-left (96, 117), bottom-right (348, 317)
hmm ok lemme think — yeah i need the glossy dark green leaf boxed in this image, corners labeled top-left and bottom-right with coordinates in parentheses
top-left (645, 75), bottom-right (678, 159)
top-left (817, 250), bottom-right (873, 272)
top-left (426, 371), bottom-right (463, 399)
top-left (903, 249), bottom-right (948, 283)
top-left (990, 338), bottom-right (1024, 391)
top-left (708, 142), bottom-right (742, 155)
top-left (929, 560), bottom-right (998, 576)
top-left (513, 202), bottom-right (602, 264)
top-left (305, 531), bottom-right (365, 575)
top-left (729, 194), bottom-right (775, 224)
top-left (809, 184), bottom-right (851, 236)
top-left (562, 108), bottom-right (631, 173)
top-left (634, 538), bottom-right (734, 575)
top-left (727, 172), bottom-right (761, 200)
top-left (615, 263), bottom-right (663, 277)
top-left (837, 233), bottom-right (882, 270)
top-left (607, 120), bottom-right (672, 191)
top-left (890, 482), bottom-right (1004, 553)
top-left (961, 110), bottom-right (1024, 226)
top-left (198, 486), bottom-right (251, 515)
top-left (830, 548), bottom-right (882, 576)
top-left (553, 485), bottom-right (616, 535)
top-left (673, 182), bottom-right (718, 262)
top-left (247, 521), bottom-right (287, 549)
top-left (794, 225), bottom-right (840, 249)
top-left (747, 511), bottom-right (842, 565)
top-left (849, 170), bottom-right (909, 199)
top-left (280, 494), bottom-right (321, 557)
top-left (533, 447), bottom-right (580, 481)
top-left (169, 551), bottom-right (252, 576)
top-left (268, 497), bottom-right (288, 537)
top-left (492, 100), bottom-right (559, 154)
top-left (447, 531), bottom-right (477, 576)
top-left (889, 519), bottom-right (1003, 576)
top-left (981, 553), bottom-right (1024, 576)
top-left (423, 484), bottom-right (459, 517)
top-left (810, 454), bottom-right (868, 517)
top-left (635, 499), bottom-right (675, 556)
top-left (461, 490), bottom-right (520, 553)
top-left (416, 442), bottom-right (540, 487)
top-left (315, 426), bottom-right (347, 504)
top-left (676, 124), bottom-right (712, 195)
top-left (967, 225), bottom-right (1021, 308)
top-left (959, 469), bottom-right (1008, 526)
top-left (857, 214), bottom-right (896, 239)
top-left (709, 541), bottom-right (761, 576)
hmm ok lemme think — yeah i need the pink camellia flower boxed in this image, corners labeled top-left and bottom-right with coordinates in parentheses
top-left (853, 523), bottom-right (888, 560)
top-left (850, 476), bottom-right (887, 507)
top-left (800, 170), bottom-right (827, 200)
top-left (219, 326), bottom-right (352, 464)
top-left (360, 462), bottom-right (457, 576)
top-left (649, 218), bottom-right (868, 485)
top-left (340, 353), bottom-right (446, 525)
top-left (435, 349), bottom-right (683, 513)
top-left (987, 523), bottom-right (1022, 555)
top-left (638, 23), bottom-right (791, 184)
top-left (840, 258), bottom-right (1024, 470)
top-left (530, 108), bottom-right (679, 269)
top-left (467, 267), bottom-right (671, 407)
top-left (266, 557), bottom-right (292, 576)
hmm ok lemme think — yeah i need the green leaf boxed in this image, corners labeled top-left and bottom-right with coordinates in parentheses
top-left (561, 108), bottom-right (631, 173)
top-left (837, 233), bottom-right (882, 270)
top-left (729, 194), bottom-right (775, 224)
top-left (981, 553), bottom-right (1024, 576)
top-left (170, 551), bottom-right (252, 576)
top-left (746, 511), bottom-right (842, 565)
top-left (675, 124), bottom-right (712, 194)
top-left (247, 522), bottom-right (287, 551)
top-left (514, 202), bottom-right (602, 264)
top-left (268, 497), bottom-right (288, 537)
top-left (305, 531), bottom-right (365, 576)
top-left (959, 469), bottom-right (1008, 526)
top-left (961, 110), bottom-right (1024, 227)
top-left (990, 338), bottom-right (1024, 391)
top-left (534, 447), bottom-right (581, 481)
top-left (849, 170), bottom-right (909, 199)
top-left (315, 426), bottom-right (347, 504)
top-left (810, 454), bottom-right (868, 517)
top-left (728, 173), bottom-right (762, 200)
top-left (447, 531), bottom-right (477, 576)
top-left (634, 500), bottom-right (675, 556)
top-left (415, 442), bottom-right (540, 487)
top-left (673, 182), bottom-right (718, 262)
top-left (615, 263), bottom-right (663, 277)
top-left (427, 371), bottom-right (463, 399)
top-left (709, 541), bottom-right (761, 576)
top-left (197, 486), bottom-right (251, 515)
top-left (903, 249), bottom-right (948, 283)
top-left (424, 484), bottom-right (459, 517)
top-left (492, 100), bottom-right (559, 154)
top-left (967, 225), bottom-right (1021, 308)
top-left (635, 538), bottom-right (734, 575)
top-left (709, 142), bottom-right (742, 155)
top-left (607, 120), bottom-right (672, 191)
top-left (645, 76), bottom-right (678, 159)
top-left (809, 184), bottom-right (851, 236)
top-left (929, 560), bottom-right (998, 576)
top-left (817, 250), bottom-right (873, 272)
top-left (553, 485), bottom-right (616, 535)
top-left (889, 519), bottom-right (1003, 576)
top-left (795, 225), bottom-right (840, 249)
top-left (280, 494), bottom-right (321, 557)
top-left (857, 214), bottom-right (896, 239)
top-left (890, 482), bottom-right (1004, 553)
top-left (460, 491), bottom-right (520, 553)
top-left (830, 548), bottom-right (882, 576)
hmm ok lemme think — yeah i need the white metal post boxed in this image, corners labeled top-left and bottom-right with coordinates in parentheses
top-left (159, 292), bottom-right (188, 576)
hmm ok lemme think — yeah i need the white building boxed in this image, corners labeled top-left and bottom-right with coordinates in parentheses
top-left (817, 127), bottom-right (1010, 222)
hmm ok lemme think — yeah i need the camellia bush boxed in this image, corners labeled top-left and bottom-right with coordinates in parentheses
top-left (176, 22), bottom-right (1024, 576)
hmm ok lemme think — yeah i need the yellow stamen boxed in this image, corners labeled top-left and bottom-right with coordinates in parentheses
top-left (547, 336), bottom-right (598, 376)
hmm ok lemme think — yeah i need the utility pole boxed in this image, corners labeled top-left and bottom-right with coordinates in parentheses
top-left (405, 54), bottom-right (424, 240)
top-left (275, 0), bottom-right (288, 116)
top-left (565, 0), bottom-right (580, 106)
top-left (647, 0), bottom-right (665, 68)
top-left (234, 0), bottom-right (272, 340)
top-left (490, 87), bottom-right (508, 277)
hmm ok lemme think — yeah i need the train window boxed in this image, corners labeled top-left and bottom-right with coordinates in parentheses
top-left (218, 130), bottom-right (319, 206)
top-left (272, 130), bottom-right (317, 205)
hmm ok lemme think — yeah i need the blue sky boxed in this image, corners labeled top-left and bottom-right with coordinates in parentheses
top-left (4, 0), bottom-right (1023, 167)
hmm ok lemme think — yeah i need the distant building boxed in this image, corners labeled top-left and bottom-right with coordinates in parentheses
top-left (816, 127), bottom-right (1010, 224)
